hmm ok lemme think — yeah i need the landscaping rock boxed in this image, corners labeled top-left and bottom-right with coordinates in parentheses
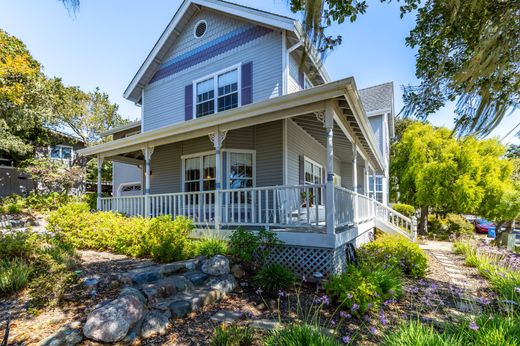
top-left (39, 322), bottom-right (83, 346)
top-left (185, 271), bottom-right (209, 286)
top-left (230, 264), bottom-right (245, 279)
top-left (142, 276), bottom-right (193, 304)
top-left (249, 319), bottom-right (283, 330)
top-left (83, 294), bottom-right (144, 343)
top-left (130, 270), bottom-right (162, 285)
top-left (201, 255), bottom-right (230, 276)
top-left (169, 300), bottom-right (192, 318)
top-left (208, 274), bottom-right (236, 294)
top-left (210, 310), bottom-right (243, 324)
top-left (141, 310), bottom-right (170, 338)
top-left (120, 286), bottom-right (147, 304)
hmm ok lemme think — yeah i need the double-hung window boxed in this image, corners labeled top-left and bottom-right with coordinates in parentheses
top-left (369, 176), bottom-right (383, 203)
top-left (303, 157), bottom-right (323, 205)
top-left (194, 66), bottom-right (239, 118)
top-left (50, 145), bottom-right (73, 161)
top-left (229, 152), bottom-right (253, 189)
top-left (184, 154), bottom-right (216, 193)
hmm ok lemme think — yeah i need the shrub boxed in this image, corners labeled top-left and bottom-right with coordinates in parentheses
top-left (253, 263), bottom-right (295, 294)
top-left (229, 228), bottom-right (282, 268)
top-left (428, 214), bottom-right (473, 240)
top-left (265, 324), bottom-right (340, 346)
top-left (211, 323), bottom-right (253, 346)
top-left (392, 203), bottom-right (415, 218)
top-left (0, 231), bottom-right (43, 260)
top-left (325, 263), bottom-right (403, 316)
top-left (48, 204), bottom-right (195, 262)
top-left (0, 258), bottom-right (33, 295)
top-left (358, 233), bottom-right (428, 278)
top-left (195, 238), bottom-right (229, 257)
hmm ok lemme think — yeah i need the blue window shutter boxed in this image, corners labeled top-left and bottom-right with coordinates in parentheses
top-left (298, 71), bottom-right (305, 89)
top-left (185, 84), bottom-right (193, 120)
top-left (241, 62), bottom-right (253, 105)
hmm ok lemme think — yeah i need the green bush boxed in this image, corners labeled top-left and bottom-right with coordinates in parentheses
top-left (325, 263), bottom-right (403, 316)
top-left (229, 228), bottom-right (282, 268)
top-left (253, 263), bottom-right (295, 294)
top-left (383, 314), bottom-right (520, 346)
top-left (195, 238), bottom-right (229, 257)
top-left (48, 203), bottom-right (195, 262)
top-left (0, 231), bottom-right (43, 260)
top-left (265, 324), bottom-right (340, 346)
top-left (428, 214), bottom-right (473, 240)
top-left (358, 233), bottom-right (428, 278)
top-left (211, 324), bottom-right (253, 346)
top-left (0, 258), bottom-right (33, 295)
top-left (0, 192), bottom-right (78, 215)
top-left (392, 203), bottom-right (415, 218)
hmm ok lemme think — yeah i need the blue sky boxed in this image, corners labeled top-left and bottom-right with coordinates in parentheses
top-left (1, 0), bottom-right (518, 144)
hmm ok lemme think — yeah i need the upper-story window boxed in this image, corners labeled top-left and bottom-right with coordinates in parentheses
top-left (50, 145), bottom-right (73, 161)
top-left (303, 74), bottom-right (313, 90)
top-left (194, 65), bottom-right (240, 118)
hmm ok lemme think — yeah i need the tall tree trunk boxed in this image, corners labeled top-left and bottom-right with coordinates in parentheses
top-left (418, 206), bottom-right (429, 235)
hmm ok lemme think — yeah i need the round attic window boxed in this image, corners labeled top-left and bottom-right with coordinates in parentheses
top-left (194, 20), bottom-right (207, 38)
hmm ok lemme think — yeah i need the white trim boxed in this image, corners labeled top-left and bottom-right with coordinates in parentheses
top-left (117, 181), bottom-right (142, 197)
top-left (303, 156), bottom-right (322, 170)
top-left (49, 144), bottom-right (74, 161)
top-left (282, 118), bottom-right (288, 185)
top-left (181, 149), bottom-right (256, 192)
top-left (193, 20), bottom-right (207, 39)
top-left (281, 30), bottom-right (287, 96)
top-left (192, 63), bottom-right (242, 119)
top-left (303, 73), bottom-right (313, 89)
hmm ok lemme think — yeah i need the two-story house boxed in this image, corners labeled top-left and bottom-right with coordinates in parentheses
top-left (79, 0), bottom-right (414, 278)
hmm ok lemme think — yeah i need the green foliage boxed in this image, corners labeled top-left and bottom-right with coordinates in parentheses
top-left (195, 238), bottom-right (229, 257)
top-left (383, 314), bottom-right (520, 346)
top-left (210, 324), bottom-right (253, 346)
top-left (392, 203), bottom-right (415, 218)
top-left (358, 233), bottom-right (428, 278)
top-left (265, 323), bottom-right (341, 346)
top-left (325, 263), bottom-right (403, 316)
top-left (48, 203), bottom-right (195, 262)
top-left (0, 231), bottom-right (42, 260)
top-left (20, 157), bottom-right (83, 194)
top-left (0, 192), bottom-right (79, 215)
top-left (427, 214), bottom-right (474, 240)
top-left (0, 258), bottom-right (33, 295)
top-left (229, 228), bottom-right (282, 268)
top-left (253, 263), bottom-right (295, 294)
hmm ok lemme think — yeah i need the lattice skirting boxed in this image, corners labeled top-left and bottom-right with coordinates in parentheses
top-left (266, 244), bottom-right (348, 280)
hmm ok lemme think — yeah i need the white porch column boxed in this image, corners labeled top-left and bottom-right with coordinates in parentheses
top-left (352, 143), bottom-right (358, 222)
top-left (324, 102), bottom-right (335, 235)
top-left (364, 161), bottom-right (369, 196)
top-left (209, 131), bottom-right (227, 230)
top-left (372, 169), bottom-right (377, 201)
top-left (96, 155), bottom-right (103, 210)
top-left (143, 146), bottom-right (154, 217)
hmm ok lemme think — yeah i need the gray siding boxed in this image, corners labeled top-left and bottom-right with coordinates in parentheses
top-left (113, 162), bottom-right (143, 195)
top-left (255, 121), bottom-right (283, 187)
top-left (288, 54), bottom-right (301, 93)
top-left (143, 9), bottom-right (283, 132)
top-left (286, 119), bottom-right (341, 186)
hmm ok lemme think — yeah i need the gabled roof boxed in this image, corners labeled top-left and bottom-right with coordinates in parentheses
top-left (100, 120), bottom-right (141, 137)
top-left (359, 82), bottom-right (395, 137)
top-left (124, 0), bottom-right (300, 103)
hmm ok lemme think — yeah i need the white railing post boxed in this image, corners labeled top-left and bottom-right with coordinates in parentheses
top-left (143, 146), bottom-right (154, 217)
top-left (411, 216), bottom-right (418, 241)
top-left (324, 102), bottom-right (335, 234)
top-left (96, 155), bottom-right (103, 210)
top-left (352, 143), bottom-right (358, 223)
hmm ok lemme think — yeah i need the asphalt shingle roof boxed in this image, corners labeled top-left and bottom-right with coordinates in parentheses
top-left (358, 82), bottom-right (394, 114)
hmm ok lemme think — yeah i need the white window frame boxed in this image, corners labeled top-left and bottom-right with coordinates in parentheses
top-left (192, 63), bottom-right (242, 119)
top-left (181, 149), bottom-right (256, 192)
top-left (49, 145), bottom-right (74, 161)
top-left (303, 156), bottom-right (323, 185)
top-left (303, 73), bottom-right (313, 90)
top-left (193, 20), bottom-right (208, 39)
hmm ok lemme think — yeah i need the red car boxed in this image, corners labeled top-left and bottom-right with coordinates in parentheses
top-left (473, 218), bottom-right (495, 234)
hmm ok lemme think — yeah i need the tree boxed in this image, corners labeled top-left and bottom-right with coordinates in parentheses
top-left (20, 157), bottom-right (83, 194)
top-left (0, 29), bottom-right (52, 159)
top-left (391, 122), bottom-right (515, 234)
top-left (290, 0), bottom-right (519, 137)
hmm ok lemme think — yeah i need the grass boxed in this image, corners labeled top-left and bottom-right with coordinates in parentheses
top-left (453, 241), bottom-right (520, 302)
top-left (0, 258), bottom-right (33, 295)
top-left (383, 313), bottom-right (520, 346)
top-left (265, 324), bottom-right (341, 346)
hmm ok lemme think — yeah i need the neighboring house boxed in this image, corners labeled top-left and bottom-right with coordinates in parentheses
top-left (79, 0), bottom-right (413, 278)
top-left (0, 130), bottom-right (85, 197)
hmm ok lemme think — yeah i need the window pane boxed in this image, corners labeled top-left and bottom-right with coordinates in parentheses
top-left (229, 152), bottom-right (253, 190)
top-left (196, 79), bottom-right (215, 117)
top-left (61, 147), bottom-right (72, 159)
top-left (185, 181), bottom-right (200, 192)
top-left (217, 93), bottom-right (238, 112)
top-left (185, 157), bottom-right (200, 182)
top-left (203, 155), bottom-right (216, 180)
top-left (203, 180), bottom-right (216, 191)
top-left (50, 146), bottom-right (61, 159)
top-left (217, 69), bottom-right (238, 112)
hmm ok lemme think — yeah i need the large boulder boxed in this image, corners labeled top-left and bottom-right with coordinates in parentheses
top-left (141, 310), bottom-right (170, 338)
top-left (83, 294), bottom-right (144, 343)
top-left (201, 255), bottom-right (230, 276)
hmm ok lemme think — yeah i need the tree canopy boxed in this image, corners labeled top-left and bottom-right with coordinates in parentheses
top-left (290, 0), bottom-right (519, 137)
top-left (392, 122), bottom-right (520, 233)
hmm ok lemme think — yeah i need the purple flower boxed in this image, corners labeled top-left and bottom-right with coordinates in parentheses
top-left (389, 290), bottom-right (396, 296)
top-left (342, 336), bottom-right (351, 344)
top-left (255, 287), bottom-right (263, 295)
top-left (469, 321), bottom-right (479, 331)
top-left (330, 320), bottom-right (336, 327)
top-left (369, 326), bottom-right (377, 334)
top-left (317, 295), bottom-right (330, 305)
top-left (351, 303), bottom-right (359, 312)
top-left (380, 310), bottom-right (387, 325)
top-left (515, 287), bottom-right (520, 293)
top-left (278, 290), bottom-right (286, 297)
top-left (479, 297), bottom-right (491, 305)
top-left (367, 303), bottom-right (373, 309)
top-left (340, 311), bottom-right (351, 319)
top-left (347, 293), bottom-right (353, 299)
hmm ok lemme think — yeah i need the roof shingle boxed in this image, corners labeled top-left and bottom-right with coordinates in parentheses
top-left (358, 82), bottom-right (394, 115)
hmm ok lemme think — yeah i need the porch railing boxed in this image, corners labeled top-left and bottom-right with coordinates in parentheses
top-left (374, 200), bottom-right (417, 240)
top-left (99, 195), bottom-right (145, 217)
